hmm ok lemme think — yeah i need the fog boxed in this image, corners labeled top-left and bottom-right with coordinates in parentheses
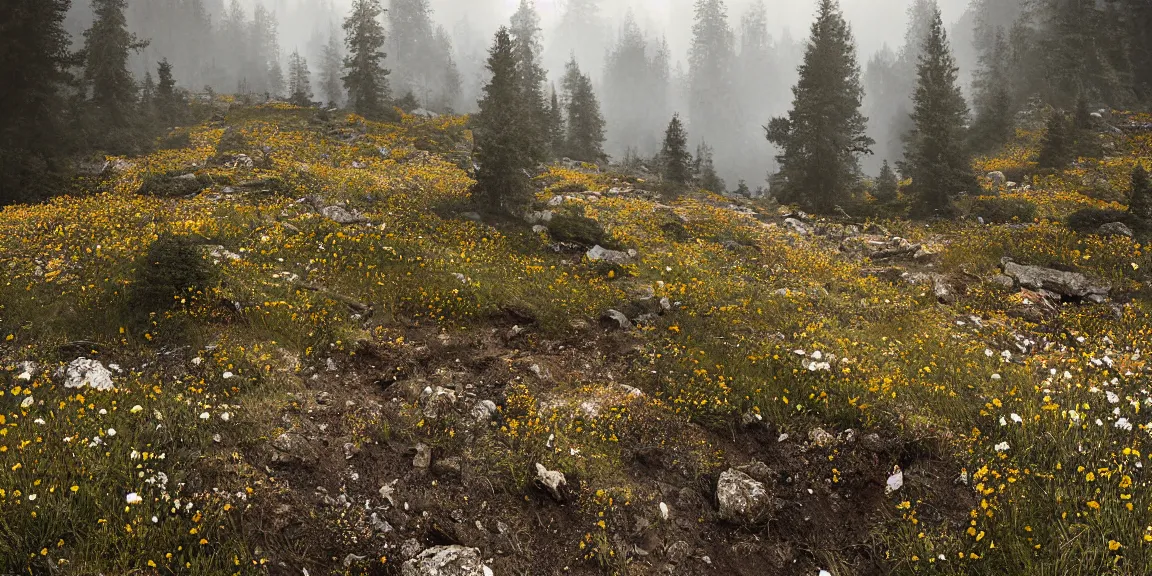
top-left (66, 0), bottom-right (977, 187)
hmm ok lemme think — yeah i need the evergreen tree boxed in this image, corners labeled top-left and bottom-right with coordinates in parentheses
top-left (509, 0), bottom-right (550, 159)
top-left (660, 114), bottom-right (692, 186)
top-left (321, 25), bottom-right (344, 107)
top-left (688, 0), bottom-right (736, 180)
top-left (696, 142), bottom-right (725, 192)
top-left (288, 50), bottom-right (313, 106)
top-left (603, 12), bottom-right (669, 157)
top-left (155, 59), bottom-right (185, 126)
top-left (968, 26), bottom-right (1013, 152)
top-left (342, 0), bottom-right (392, 120)
top-left (434, 26), bottom-right (463, 111)
top-left (1071, 96), bottom-right (1100, 158)
top-left (140, 71), bottom-right (156, 121)
top-left (561, 58), bottom-right (606, 163)
top-left (546, 0), bottom-right (605, 78)
top-left (1129, 164), bottom-right (1152, 224)
top-left (1037, 109), bottom-right (1072, 170)
top-left (83, 0), bottom-right (147, 128)
top-left (268, 60), bottom-right (286, 99)
top-left (875, 160), bottom-right (899, 202)
top-left (388, 0), bottom-right (441, 106)
top-left (766, 0), bottom-right (872, 213)
top-left (473, 28), bottom-right (536, 212)
top-left (548, 86), bottom-right (566, 158)
top-left (901, 4), bottom-right (975, 218)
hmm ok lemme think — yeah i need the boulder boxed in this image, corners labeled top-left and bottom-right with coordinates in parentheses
top-left (58, 358), bottom-right (114, 391)
top-left (716, 468), bottom-right (772, 522)
top-left (419, 386), bottom-right (457, 419)
top-left (401, 546), bottom-right (489, 576)
top-left (986, 171), bottom-right (1006, 187)
top-left (586, 245), bottom-right (632, 264)
top-left (535, 463), bottom-right (567, 502)
top-left (1002, 259), bottom-right (1109, 300)
top-left (600, 309), bottom-right (634, 331)
top-left (989, 274), bottom-right (1016, 291)
top-left (783, 218), bottom-right (810, 236)
top-left (1098, 222), bottom-right (1134, 238)
top-left (321, 205), bottom-right (367, 225)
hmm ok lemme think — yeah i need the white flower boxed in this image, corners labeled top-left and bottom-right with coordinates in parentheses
top-left (1107, 391), bottom-right (1120, 404)
top-left (1069, 410), bottom-right (1081, 423)
top-left (28, 494), bottom-right (37, 501)
top-left (130, 405), bottom-right (143, 414)
top-left (222, 371), bottom-right (234, 379)
top-left (126, 493), bottom-right (142, 505)
top-left (33, 418), bottom-right (45, 425)
top-left (1116, 418), bottom-right (1133, 431)
top-left (106, 428), bottom-right (116, 437)
top-left (191, 357), bottom-right (203, 366)
top-left (984, 348), bottom-right (994, 357)
top-left (99, 409), bottom-right (107, 415)
top-left (219, 412), bottom-right (231, 422)
top-left (20, 396), bottom-right (34, 409)
top-left (1010, 413), bottom-right (1023, 424)
top-left (999, 417), bottom-right (1007, 427)
top-left (199, 412), bottom-right (210, 420)
top-left (991, 374), bottom-right (1001, 381)
top-left (130, 450), bottom-right (141, 460)
top-left (994, 442), bottom-right (1010, 452)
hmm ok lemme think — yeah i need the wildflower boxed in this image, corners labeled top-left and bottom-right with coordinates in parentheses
top-left (130, 405), bottom-right (143, 414)
top-left (1116, 418), bottom-right (1133, 431)
top-left (126, 493), bottom-right (143, 505)
top-left (994, 442), bottom-right (1010, 452)
top-left (20, 396), bottom-right (34, 409)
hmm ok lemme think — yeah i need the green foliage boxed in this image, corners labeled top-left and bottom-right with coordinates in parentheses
top-left (968, 196), bottom-right (1038, 224)
top-left (659, 114), bottom-right (692, 187)
top-left (902, 5), bottom-right (976, 218)
top-left (874, 160), bottom-right (899, 203)
top-left (1129, 165), bottom-right (1152, 222)
top-left (767, 0), bottom-right (872, 213)
top-left (136, 171), bottom-right (212, 197)
top-left (548, 210), bottom-right (613, 248)
top-left (342, 0), bottom-right (392, 120)
top-left (1037, 109), bottom-right (1072, 170)
top-left (509, 0), bottom-right (551, 161)
top-left (548, 87), bottom-right (566, 158)
top-left (82, 0), bottom-right (149, 150)
top-left (129, 234), bottom-right (217, 319)
top-left (287, 49), bottom-right (313, 107)
top-left (472, 28), bottom-right (537, 212)
top-left (561, 58), bottom-right (607, 163)
top-left (968, 28), bottom-right (1014, 152)
top-left (695, 142), bottom-right (725, 193)
top-left (1065, 207), bottom-right (1135, 234)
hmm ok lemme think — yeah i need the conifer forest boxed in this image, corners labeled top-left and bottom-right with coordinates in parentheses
top-left (2, 0), bottom-right (1152, 574)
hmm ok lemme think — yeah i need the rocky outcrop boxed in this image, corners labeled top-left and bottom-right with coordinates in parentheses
top-left (1001, 259), bottom-right (1109, 300)
top-left (401, 546), bottom-right (489, 576)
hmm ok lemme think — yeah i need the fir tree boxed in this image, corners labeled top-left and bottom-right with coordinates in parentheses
top-left (696, 142), bottom-right (725, 193)
top-left (473, 28), bottom-right (536, 212)
top-left (83, 0), bottom-right (147, 128)
top-left (1129, 164), bottom-right (1152, 224)
top-left (342, 0), bottom-right (392, 120)
top-left (689, 0), bottom-right (736, 177)
top-left (604, 12), bottom-right (670, 157)
top-left (1071, 96), bottom-right (1100, 158)
top-left (968, 26), bottom-right (1013, 152)
top-left (321, 25), bottom-right (344, 107)
top-left (901, 4), bottom-right (975, 218)
top-left (874, 160), bottom-right (899, 203)
top-left (548, 86), bottom-right (566, 158)
top-left (766, 0), bottom-right (872, 213)
top-left (660, 114), bottom-right (692, 186)
top-left (140, 71), bottom-right (156, 121)
top-left (1037, 109), bottom-right (1072, 170)
top-left (510, 0), bottom-right (551, 160)
top-left (561, 58), bottom-right (606, 163)
top-left (268, 60), bottom-right (286, 99)
top-left (288, 50), bottom-right (313, 106)
top-left (155, 59), bottom-right (185, 126)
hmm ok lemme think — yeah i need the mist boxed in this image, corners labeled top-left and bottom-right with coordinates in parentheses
top-left (64, 0), bottom-right (977, 188)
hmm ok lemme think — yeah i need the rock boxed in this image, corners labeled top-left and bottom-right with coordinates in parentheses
top-left (531, 225), bottom-right (548, 234)
top-left (933, 276), bottom-right (956, 305)
top-left (471, 400), bottom-right (498, 423)
top-left (535, 463), bottom-right (567, 502)
top-left (600, 309), bottom-right (634, 331)
top-left (59, 358), bottom-right (114, 391)
top-left (716, 468), bottom-right (771, 521)
top-left (321, 205), bottom-right (367, 225)
top-left (885, 467), bottom-right (904, 494)
top-left (408, 108), bottom-right (440, 118)
top-left (401, 546), bottom-right (488, 576)
top-left (547, 195), bottom-right (565, 207)
top-left (666, 540), bottom-right (691, 564)
top-left (990, 274), bottom-right (1016, 291)
top-left (420, 386), bottom-right (457, 419)
top-left (586, 245), bottom-right (633, 264)
top-left (1098, 222), bottom-right (1134, 238)
top-left (808, 427), bottom-right (835, 447)
top-left (525, 210), bottom-right (554, 225)
top-left (1002, 259), bottom-right (1109, 300)
top-left (986, 171), bottom-right (1006, 187)
top-left (412, 443), bottom-right (432, 469)
top-left (783, 218), bottom-right (810, 236)
top-left (461, 212), bottom-right (483, 222)
top-left (432, 457), bottom-right (463, 480)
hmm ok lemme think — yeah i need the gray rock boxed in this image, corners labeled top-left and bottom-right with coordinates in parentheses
top-left (525, 210), bottom-right (553, 225)
top-left (531, 225), bottom-right (548, 234)
top-left (716, 468), bottom-right (771, 521)
top-left (59, 358), bottom-right (115, 391)
top-left (1098, 222), bottom-right (1134, 238)
top-left (990, 274), bottom-right (1016, 290)
top-left (666, 540), bottom-right (691, 564)
top-left (784, 218), bottom-right (810, 236)
top-left (321, 205), bottom-right (367, 225)
top-left (471, 400), bottom-right (498, 423)
top-left (413, 443), bottom-right (432, 469)
top-left (547, 195), bottom-right (565, 207)
top-left (808, 427), bottom-right (835, 447)
top-left (461, 212), bottom-right (483, 222)
top-left (586, 245), bottom-right (633, 264)
top-left (1002, 259), bottom-right (1109, 299)
top-left (419, 386), bottom-right (457, 419)
top-left (535, 463), bottom-right (567, 501)
top-left (986, 171), bottom-right (1006, 187)
top-left (600, 309), bottom-right (634, 330)
top-left (401, 546), bottom-right (488, 576)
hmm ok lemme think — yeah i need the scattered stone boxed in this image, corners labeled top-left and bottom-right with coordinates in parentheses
top-left (470, 400), bottom-right (498, 423)
top-left (525, 210), bottom-right (553, 225)
top-left (600, 309), bottom-right (634, 330)
top-left (412, 443), bottom-right (432, 469)
top-left (401, 546), bottom-right (488, 576)
top-left (1002, 259), bottom-right (1109, 300)
top-left (784, 218), bottom-right (810, 236)
top-left (986, 171), bottom-right (1006, 187)
top-left (666, 540), bottom-right (691, 564)
top-left (59, 358), bottom-right (115, 391)
top-left (716, 468), bottom-right (771, 521)
top-left (586, 245), bottom-right (633, 264)
top-left (419, 386), bottom-right (457, 419)
top-left (321, 205), bottom-right (367, 225)
top-left (1098, 222), bottom-right (1134, 238)
top-left (432, 457), bottom-right (463, 480)
top-left (990, 274), bottom-right (1016, 290)
top-left (808, 427), bottom-right (835, 447)
top-left (885, 467), bottom-right (904, 494)
top-left (535, 463), bottom-right (567, 502)
top-left (531, 224), bottom-right (549, 234)
top-left (461, 212), bottom-right (483, 222)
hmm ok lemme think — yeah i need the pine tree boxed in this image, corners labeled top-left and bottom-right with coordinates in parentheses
top-left (155, 59), bottom-right (185, 126)
top-left (268, 60), bottom-right (286, 99)
top-left (561, 58), bottom-right (606, 163)
top-left (321, 25), bottom-right (344, 107)
top-left (288, 50), bottom-right (314, 106)
top-left (968, 26), bottom-right (1013, 152)
top-left (1129, 164), bottom-right (1152, 224)
top-left (766, 0), bottom-right (872, 213)
top-left (660, 114), bottom-right (692, 186)
top-left (1037, 109), bottom-right (1072, 170)
top-left (1071, 96), bottom-right (1100, 159)
top-left (434, 26), bottom-right (463, 111)
top-left (689, 0), bottom-right (736, 179)
top-left (875, 160), bottom-right (899, 202)
top-left (509, 0), bottom-right (550, 159)
top-left (473, 28), bottom-right (536, 212)
top-left (696, 142), bottom-right (725, 192)
top-left (604, 12), bottom-right (669, 157)
top-left (342, 0), bottom-right (392, 120)
top-left (547, 0), bottom-right (605, 77)
top-left (83, 0), bottom-right (147, 128)
top-left (548, 87), bottom-right (566, 158)
top-left (901, 4), bottom-right (975, 218)
top-left (140, 71), bottom-right (156, 122)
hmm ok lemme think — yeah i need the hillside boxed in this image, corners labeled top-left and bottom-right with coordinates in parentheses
top-left (1, 104), bottom-right (1150, 576)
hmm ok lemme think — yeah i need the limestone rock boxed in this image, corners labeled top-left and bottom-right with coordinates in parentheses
top-left (716, 468), bottom-right (772, 521)
top-left (401, 546), bottom-right (489, 576)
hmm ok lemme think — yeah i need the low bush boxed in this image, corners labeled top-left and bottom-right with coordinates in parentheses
top-left (968, 196), bottom-right (1038, 224)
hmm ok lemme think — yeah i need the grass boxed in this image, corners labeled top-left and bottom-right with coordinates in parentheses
top-left (0, 103), bottom-right (1151, 574)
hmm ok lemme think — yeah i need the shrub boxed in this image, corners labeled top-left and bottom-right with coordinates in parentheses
top-left (129, 234), bottom-right (217, 318)
top-left (968, 197), bottom-right (1038, 224)
top-left (1065, 207), bottom-right (1134, 234)
top-left (136, 171), bottom-right (212, 197)
top-left (549, 210), bottom-right (614, 248)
